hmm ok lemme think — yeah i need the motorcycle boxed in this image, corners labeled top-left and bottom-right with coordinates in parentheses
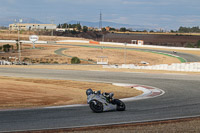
top-left (86, 89), bottom-right (126, 113)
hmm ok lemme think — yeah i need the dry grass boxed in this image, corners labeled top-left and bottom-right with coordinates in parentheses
top-left (64, 46), bottom-right (180, 65)
top-left (0, 32), bottom-right (89, 41)
top-left (0, 76), bottom-right (142, 109)
top-left (0, 42), bottom-right (181, 65)
top-left (0, 43), bottom-right (71, 64)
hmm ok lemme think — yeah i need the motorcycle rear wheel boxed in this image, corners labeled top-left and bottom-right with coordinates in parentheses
top-left (89, 100), bottom-right (103, 113)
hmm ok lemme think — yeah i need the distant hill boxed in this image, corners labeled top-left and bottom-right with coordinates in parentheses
top-left (0, 16), bottom-right (43, 27)
top-left (68, 20), bottom-right (157, 31)
top-left (0, 17), bottom-right (157, 31)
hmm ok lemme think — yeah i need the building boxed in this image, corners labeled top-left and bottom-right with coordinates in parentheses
top-left (131, 40), bottom-right (144, 45)
top-left (9, 23), bottom-right (57, 31)
top-left (56, 28), bottom-right (79, 32)
top-left (105, 27), bottom-right (111, 31)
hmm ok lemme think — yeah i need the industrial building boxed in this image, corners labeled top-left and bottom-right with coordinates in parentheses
top-left (9, 23), bottom-right (57, 31)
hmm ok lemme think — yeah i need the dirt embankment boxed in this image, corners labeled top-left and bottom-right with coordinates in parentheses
top-left (98, 33), bottom-right (200, 47)
top-left (0, 31), bottom-right (89, 41)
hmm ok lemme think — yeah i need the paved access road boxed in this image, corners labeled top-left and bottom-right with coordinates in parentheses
top-left (0, 68), bottom-right (200, 132)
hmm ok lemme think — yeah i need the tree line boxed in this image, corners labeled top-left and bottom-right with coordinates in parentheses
top-left (178, 26), bottom-right (200, 33)
top-left (57, 22), bottom-right (88, 32)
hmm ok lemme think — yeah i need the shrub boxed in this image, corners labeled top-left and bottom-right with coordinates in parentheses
top-left (71, 57), bottom-right (81, 64)
top-left (53, 61), bottom-right (59, 64)
top-left (3, 44), bottom-right (11, 52)
top-left (196, 40), bottom-right (200, 48)
top-left (186, 43), bottom-right (195, 48)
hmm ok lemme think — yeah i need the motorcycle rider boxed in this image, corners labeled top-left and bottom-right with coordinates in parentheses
top-left (86, 88), bottom-right (115, 104)
top-left (86, 88), bottom-right (93, 96)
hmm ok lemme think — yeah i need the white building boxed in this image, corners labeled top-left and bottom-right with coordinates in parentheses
top-left (9, 23), bottom-right (57, 31)
top-left (131, 40), bottom-right (144, 45)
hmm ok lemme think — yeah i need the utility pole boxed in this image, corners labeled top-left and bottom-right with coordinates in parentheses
top-left (99, 10), bottom-right (102, 30)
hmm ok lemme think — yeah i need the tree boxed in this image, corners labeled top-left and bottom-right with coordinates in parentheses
top-left (109, 27), bottom-right (116, 31)
top-left (120, 27), bottom-right (127, 32)
top-left (178, 26), bottom-right (200, 33)
top-left (170, 30), bottom-right (176, 33)
top-left (76, 22), bottom-right (82, 31)
top-left (62, 23), bottom-right (68, 28)
top-left (82, 26), bottom-right (88, 32)
top-left (101, 28), bottom-right (106, 32)
top-left (0, 46), bottom-right (2, 51)
top-left (68, 24), bottom-right (72, 28)
top-left (3, 44), bottom-right (11, 52)
top-left (57, 24), bottom-right (61, 28)
top-left (71, 57), bottom-right (81, 64)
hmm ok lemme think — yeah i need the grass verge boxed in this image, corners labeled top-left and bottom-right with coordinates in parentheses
top-left (0, 76), bottom-right (142, 109)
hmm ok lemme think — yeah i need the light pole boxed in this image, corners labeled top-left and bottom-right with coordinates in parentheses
top-left (124, 43), bottom-right (127, 64)
top-left (15, 19), bottom-right (23, 64)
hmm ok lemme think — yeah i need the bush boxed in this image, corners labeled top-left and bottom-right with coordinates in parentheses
top-left (196, 40), bottom-right (200, 48)
top-left (186, 43), bottom-right (195, 48)
top-left (71, 57), bottom-right (81, 64)
top-left (3, 44), bottom-right (11, 52)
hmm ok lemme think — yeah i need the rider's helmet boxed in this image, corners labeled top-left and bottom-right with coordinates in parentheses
top-left (86, 88), bottom-right (93, 96)
top-left (109, 92), bottom-right (114, 99)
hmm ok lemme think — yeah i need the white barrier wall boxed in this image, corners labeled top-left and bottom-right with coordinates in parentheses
top-left (100, 41), bottom-right (200, 51)
top-left (0, 60), bottom-right (12, 65)
top-left (56, 40), bottom-right (90, 43)
top-left (0, 40), bottom-right (16, 43)
top-left (103, 62), bottom-right (200, 72)
top-left (0, 40), bottom-right (47, 44)
top-left (100, 42), bottom-right (125, 45)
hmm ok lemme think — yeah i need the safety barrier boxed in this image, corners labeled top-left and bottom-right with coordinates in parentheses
top-left (56, 40), bottom-right (90, 43)
top-left (99, 41), bottom-right (200, 51)
top-left (89, 40), bottom-right (99, 44)
top-left (103, 62), bottom-right (200, 72)
top-left (0, 40), bottom-right (47, 44)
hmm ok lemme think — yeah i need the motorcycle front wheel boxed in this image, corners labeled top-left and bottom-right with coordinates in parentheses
top-left (89, 100), bottom-right (103, 113)
top-left (115, 99), bottom-right (126, 111)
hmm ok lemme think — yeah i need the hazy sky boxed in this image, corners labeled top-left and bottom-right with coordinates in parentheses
top-left (1, 0), bottom-right (200, 30)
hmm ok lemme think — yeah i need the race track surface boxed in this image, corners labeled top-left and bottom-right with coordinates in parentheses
top-left (0, 68), bottom-right (200, 132)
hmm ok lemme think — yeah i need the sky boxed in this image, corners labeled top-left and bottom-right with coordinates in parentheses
top-left (0, 0), bottom-right (200, 30)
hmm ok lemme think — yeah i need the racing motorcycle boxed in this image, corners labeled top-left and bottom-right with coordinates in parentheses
top-left (86, 89), bottom-right (126, 113)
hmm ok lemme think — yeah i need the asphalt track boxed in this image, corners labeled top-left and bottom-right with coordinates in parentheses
top-left (0, 68), bottom-right (200, 132)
